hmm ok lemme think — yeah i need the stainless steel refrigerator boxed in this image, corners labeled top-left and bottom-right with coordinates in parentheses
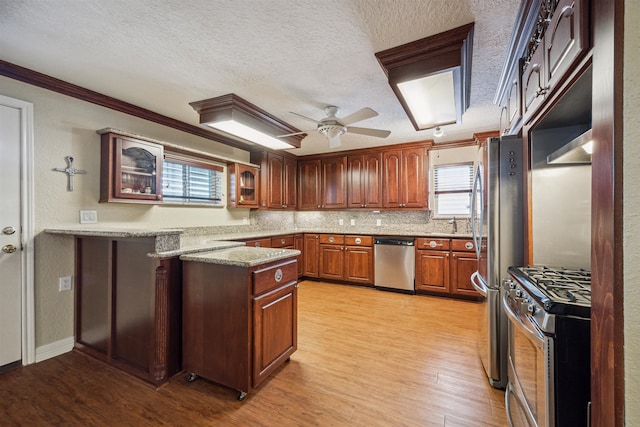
top-left (470, 135), bottom-right (524, 389)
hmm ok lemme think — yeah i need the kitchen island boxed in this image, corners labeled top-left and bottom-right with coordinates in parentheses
top-left (180, 247), bottom-right (300, 400)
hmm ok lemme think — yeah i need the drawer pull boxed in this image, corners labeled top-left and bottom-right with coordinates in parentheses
top-left (428, 241), bottom-right (443, 248)
top-left (465, 242), bottom-right (474, 250)
top-left (329, 237), bottom-right (335, 243)
top-left (355, 237), bottom-right (362, 244)
top-left (274, 268), bottom-right (283, 283)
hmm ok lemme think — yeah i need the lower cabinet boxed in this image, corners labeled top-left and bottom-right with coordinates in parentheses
top-left (303, 234), bottom-right (320, 277)
top-left (75, 236), bottom-right (182, 387)
top-left (415, 238), bottom-right (482, 299)
top-left (182, 257), bottom-right (298, 399)
top-left (318, 234), bottom-right (374, 285)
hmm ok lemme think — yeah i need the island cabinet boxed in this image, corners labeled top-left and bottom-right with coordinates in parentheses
top-left (318, 234), bottom-right (374, 285)
top-left (382, 147), bottom-right (427, 209)
top-left (182, 257), bottom-right (298, 400)
top-left (75, 236), bottom-right (182, 387)
top-left (347, 153), bottom-right (383, 209)
top-left (251, 151), bottom-right (297, 210)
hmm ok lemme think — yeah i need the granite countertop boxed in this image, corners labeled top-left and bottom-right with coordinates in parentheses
top-left (180, 246), bottom-right (301, 267)
top-left (44, 226), bottom-right (184, 238)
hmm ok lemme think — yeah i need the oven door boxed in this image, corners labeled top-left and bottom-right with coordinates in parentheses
top-left (503, 295), bottom-right (552, 427)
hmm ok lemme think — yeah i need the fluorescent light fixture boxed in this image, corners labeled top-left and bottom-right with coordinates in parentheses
top-left (210, 120), bottom-right (294, 150)
top-left (546, 129), bottom-right (593, 164)
top-left (375, 23), bottom-right (474, 131)
top-left (190, 94), bottom-right (304, 150)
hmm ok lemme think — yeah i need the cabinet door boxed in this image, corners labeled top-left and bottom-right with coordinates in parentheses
top-left (347, 155), bottom-right (365, 208)
top-left (319, 244), bottom-right (344, 280)
top-left (450, 252), bottom-right (481, 298)
top-left (415, 250), bottom-right (450, 294)
top-left (382, 149), bottom-right (402, 207)
top-left (228, 163), bottom-right (259, 208)
top-left (283, 157), bottom-right (297, 209)
top-left (363, 152), bottom-right (383, 208)
top-left (344, 246), bottom-right (374, 285)
top-left (504, 63), bottom-right (522, 135)
top-left (266, 153), bottom-right (284, 209)
top-left (321, 156), bottom-right (347, 209)
top-left (303, 234), bottom-right (320, 277)
top-left (401, 148), bottom-right (425, 208)
top-left (294, 234), bottom-right (304, 277)
top-left (298, 160), bottom-right (322, 210)
top-left (253, 282), bottom-right (297, 387)
top-left (522, 44), bottom-right (546, 120)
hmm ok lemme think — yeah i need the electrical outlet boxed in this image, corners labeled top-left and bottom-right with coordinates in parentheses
top-left (339, 219), bottom-right (344, 226)
top-left (350, 219), bottom-right (355, 226)
top-left (59, 276), bottom-right (72, 292)
top-left (376, 219), bottom-right (382, 226)
top-left (242, 217), bottom-right (248, 225)
top-left (80, 210), bottom-right (97, 224)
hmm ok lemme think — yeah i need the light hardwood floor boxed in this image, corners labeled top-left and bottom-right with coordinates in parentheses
top-left (0, 280), bottom-right (506, 426)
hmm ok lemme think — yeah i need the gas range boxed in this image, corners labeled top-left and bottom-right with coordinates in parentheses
top-left (507, 265), bottom-right (591, 319)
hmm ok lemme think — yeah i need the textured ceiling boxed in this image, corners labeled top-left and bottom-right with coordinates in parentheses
top-left (0, 0), bottom-right (520, 156)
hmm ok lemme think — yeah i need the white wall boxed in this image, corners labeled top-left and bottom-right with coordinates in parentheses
top-left (624, 0), bottom-right (640, 423)
top-left (0, 76), bottom-right (254, 348)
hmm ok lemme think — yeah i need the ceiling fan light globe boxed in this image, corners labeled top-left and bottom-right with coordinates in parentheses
top-left (433, 126), bottom-right (444, 138)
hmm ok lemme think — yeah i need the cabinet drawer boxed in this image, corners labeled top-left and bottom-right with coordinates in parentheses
top-left (415, 238), bottom-right (450, 250)
top-left (271, 235), bottom-right (294, 248)
top-left (344, 235), bottom-right (373, 246)
top-left (253, 260), bottom-right (297, 296)
top-left (319, 234), bottom-right (345, 245)
top-left (450, 239), bottom-right (476, 252)
top-left (245, 238), bottom-right (272, 248)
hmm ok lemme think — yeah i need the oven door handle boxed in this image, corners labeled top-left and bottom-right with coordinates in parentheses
top-left (502, 294), bottom-right (545, 349)
top-left (470, 271), bottom-right (487, 297)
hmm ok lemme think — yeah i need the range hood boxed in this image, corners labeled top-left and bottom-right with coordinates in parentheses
top-left (546, 128), bottom-right (593, 164)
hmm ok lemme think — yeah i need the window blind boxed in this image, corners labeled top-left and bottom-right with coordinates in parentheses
top-left (162, 155), bottom-right (223, 205)
top-left (433, 163), bottom-right (474, 216)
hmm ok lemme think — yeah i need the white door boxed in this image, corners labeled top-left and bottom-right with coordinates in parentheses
top-left (0, 99), bottom-right (25, 368)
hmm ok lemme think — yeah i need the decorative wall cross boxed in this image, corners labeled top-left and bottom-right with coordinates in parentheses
top-left (52, 156), bottom-right (87, 191)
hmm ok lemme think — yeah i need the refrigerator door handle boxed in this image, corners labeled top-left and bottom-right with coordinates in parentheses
top-left (471, 165), bottom-right (483, 259)
top-left (470, 271), bottom-right (488, 297)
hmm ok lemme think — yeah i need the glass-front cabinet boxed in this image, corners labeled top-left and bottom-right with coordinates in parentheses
top-left (100, 132), bottom-right (163, 203)
top-left (228, 163), bottom-right (259, 208)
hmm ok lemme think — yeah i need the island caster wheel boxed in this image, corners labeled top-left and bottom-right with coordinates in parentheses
top-left (186, 373), bottom-right (198, 382)
top-left (238, 391), bottom-right (247, 401)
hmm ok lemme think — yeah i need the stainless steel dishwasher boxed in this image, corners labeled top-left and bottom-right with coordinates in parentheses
top-left (374, 236), bottom-right (415, 292)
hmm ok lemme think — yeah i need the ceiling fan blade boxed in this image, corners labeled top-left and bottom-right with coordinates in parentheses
top-left (277, 130), bottom-right (313, 137)
top-left (346, 126), bottom-right (391, 138)
top-left (339, 107), bottom-right (378, 126)
top-left (289, 112), bottom-right (322, 124)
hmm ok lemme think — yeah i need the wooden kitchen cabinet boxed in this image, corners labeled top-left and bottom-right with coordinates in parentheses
top-left (415, 238), bottom-right (450, 295)
top-left (298, 159), bottom-right (322, 210)
top-left (317, 234), bottom-right (374, 284)
top-left (251, 151), bottom-right (297, 209)
top-left (303, 234), bottom-right (320, 277)
top-left (100, 132), bottom-right (163, 203)
top-left (321, 156), bottom-right (348, 209)
top-left (347, 153), bottom-right (383, 208)
top-left (75, 236), bottom-right (182, 386)
top-left (294, 233), bottom-right (304, 277)
top-left (244, 238), bottom-right (272, 248)
top-left (228, 163), bottom-right (259, 208)
top-left (182, 257), bottom-right (298, 399)
top-left (450, 239), bottom-right (482, 298)
top-left (382, 147), bottom-right (426, 208)
top-left (499, 63), bottom-right (522, 136)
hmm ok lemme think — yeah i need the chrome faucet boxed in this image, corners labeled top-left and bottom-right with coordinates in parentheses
top-left (449, 216), bottom-right (457, 234)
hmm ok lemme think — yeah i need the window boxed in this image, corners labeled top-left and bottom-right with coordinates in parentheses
top-left (162, 153), bottom-right (224, 205)
top-left (433, 162), bottom-right (474, 216)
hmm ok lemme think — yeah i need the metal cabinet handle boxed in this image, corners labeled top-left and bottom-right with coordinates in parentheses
top-left (3, 226), bottom-right (16, 235)
top-left (2, 244), bottom-right (17, 254)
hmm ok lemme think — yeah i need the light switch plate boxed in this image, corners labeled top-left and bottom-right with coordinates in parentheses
top-left (80, 210), bottom-right (98, 224)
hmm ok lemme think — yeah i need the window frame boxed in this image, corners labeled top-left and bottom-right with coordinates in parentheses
top-left (162, 151), bottom-right (225, 207)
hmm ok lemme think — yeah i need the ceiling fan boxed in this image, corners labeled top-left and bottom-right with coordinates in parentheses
top-left (279, 106), bottom-right (391, 148)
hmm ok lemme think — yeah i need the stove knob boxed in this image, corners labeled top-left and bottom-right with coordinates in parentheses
top-left (515, 289), bottom-right (522, 298)
top-left (527, 304), bottom-right (535, 314)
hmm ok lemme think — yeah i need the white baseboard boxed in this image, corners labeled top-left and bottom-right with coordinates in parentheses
top-left (35, 336), bottom-right (74, 363)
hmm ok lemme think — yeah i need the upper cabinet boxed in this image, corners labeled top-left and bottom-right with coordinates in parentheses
top-left (228, 163), bottom-right (259, 208)
top-left (496, 0), bottom-right (590, 133)
top-left (297, 156), bottom-right (347, 210)
top-left (298, 159), bottom-right (322, 210)
top-left (347, 153), bottom-right (383, 209)
top-left (382, 147), bottom-right (427, 208)
top-left (251, 151), bottom-right (297, 210)
top-left (100, 132), bottom-right (163, 203)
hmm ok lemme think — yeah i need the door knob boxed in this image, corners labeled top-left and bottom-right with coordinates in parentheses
top-left (2, 244), bottom-right (17, 254)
